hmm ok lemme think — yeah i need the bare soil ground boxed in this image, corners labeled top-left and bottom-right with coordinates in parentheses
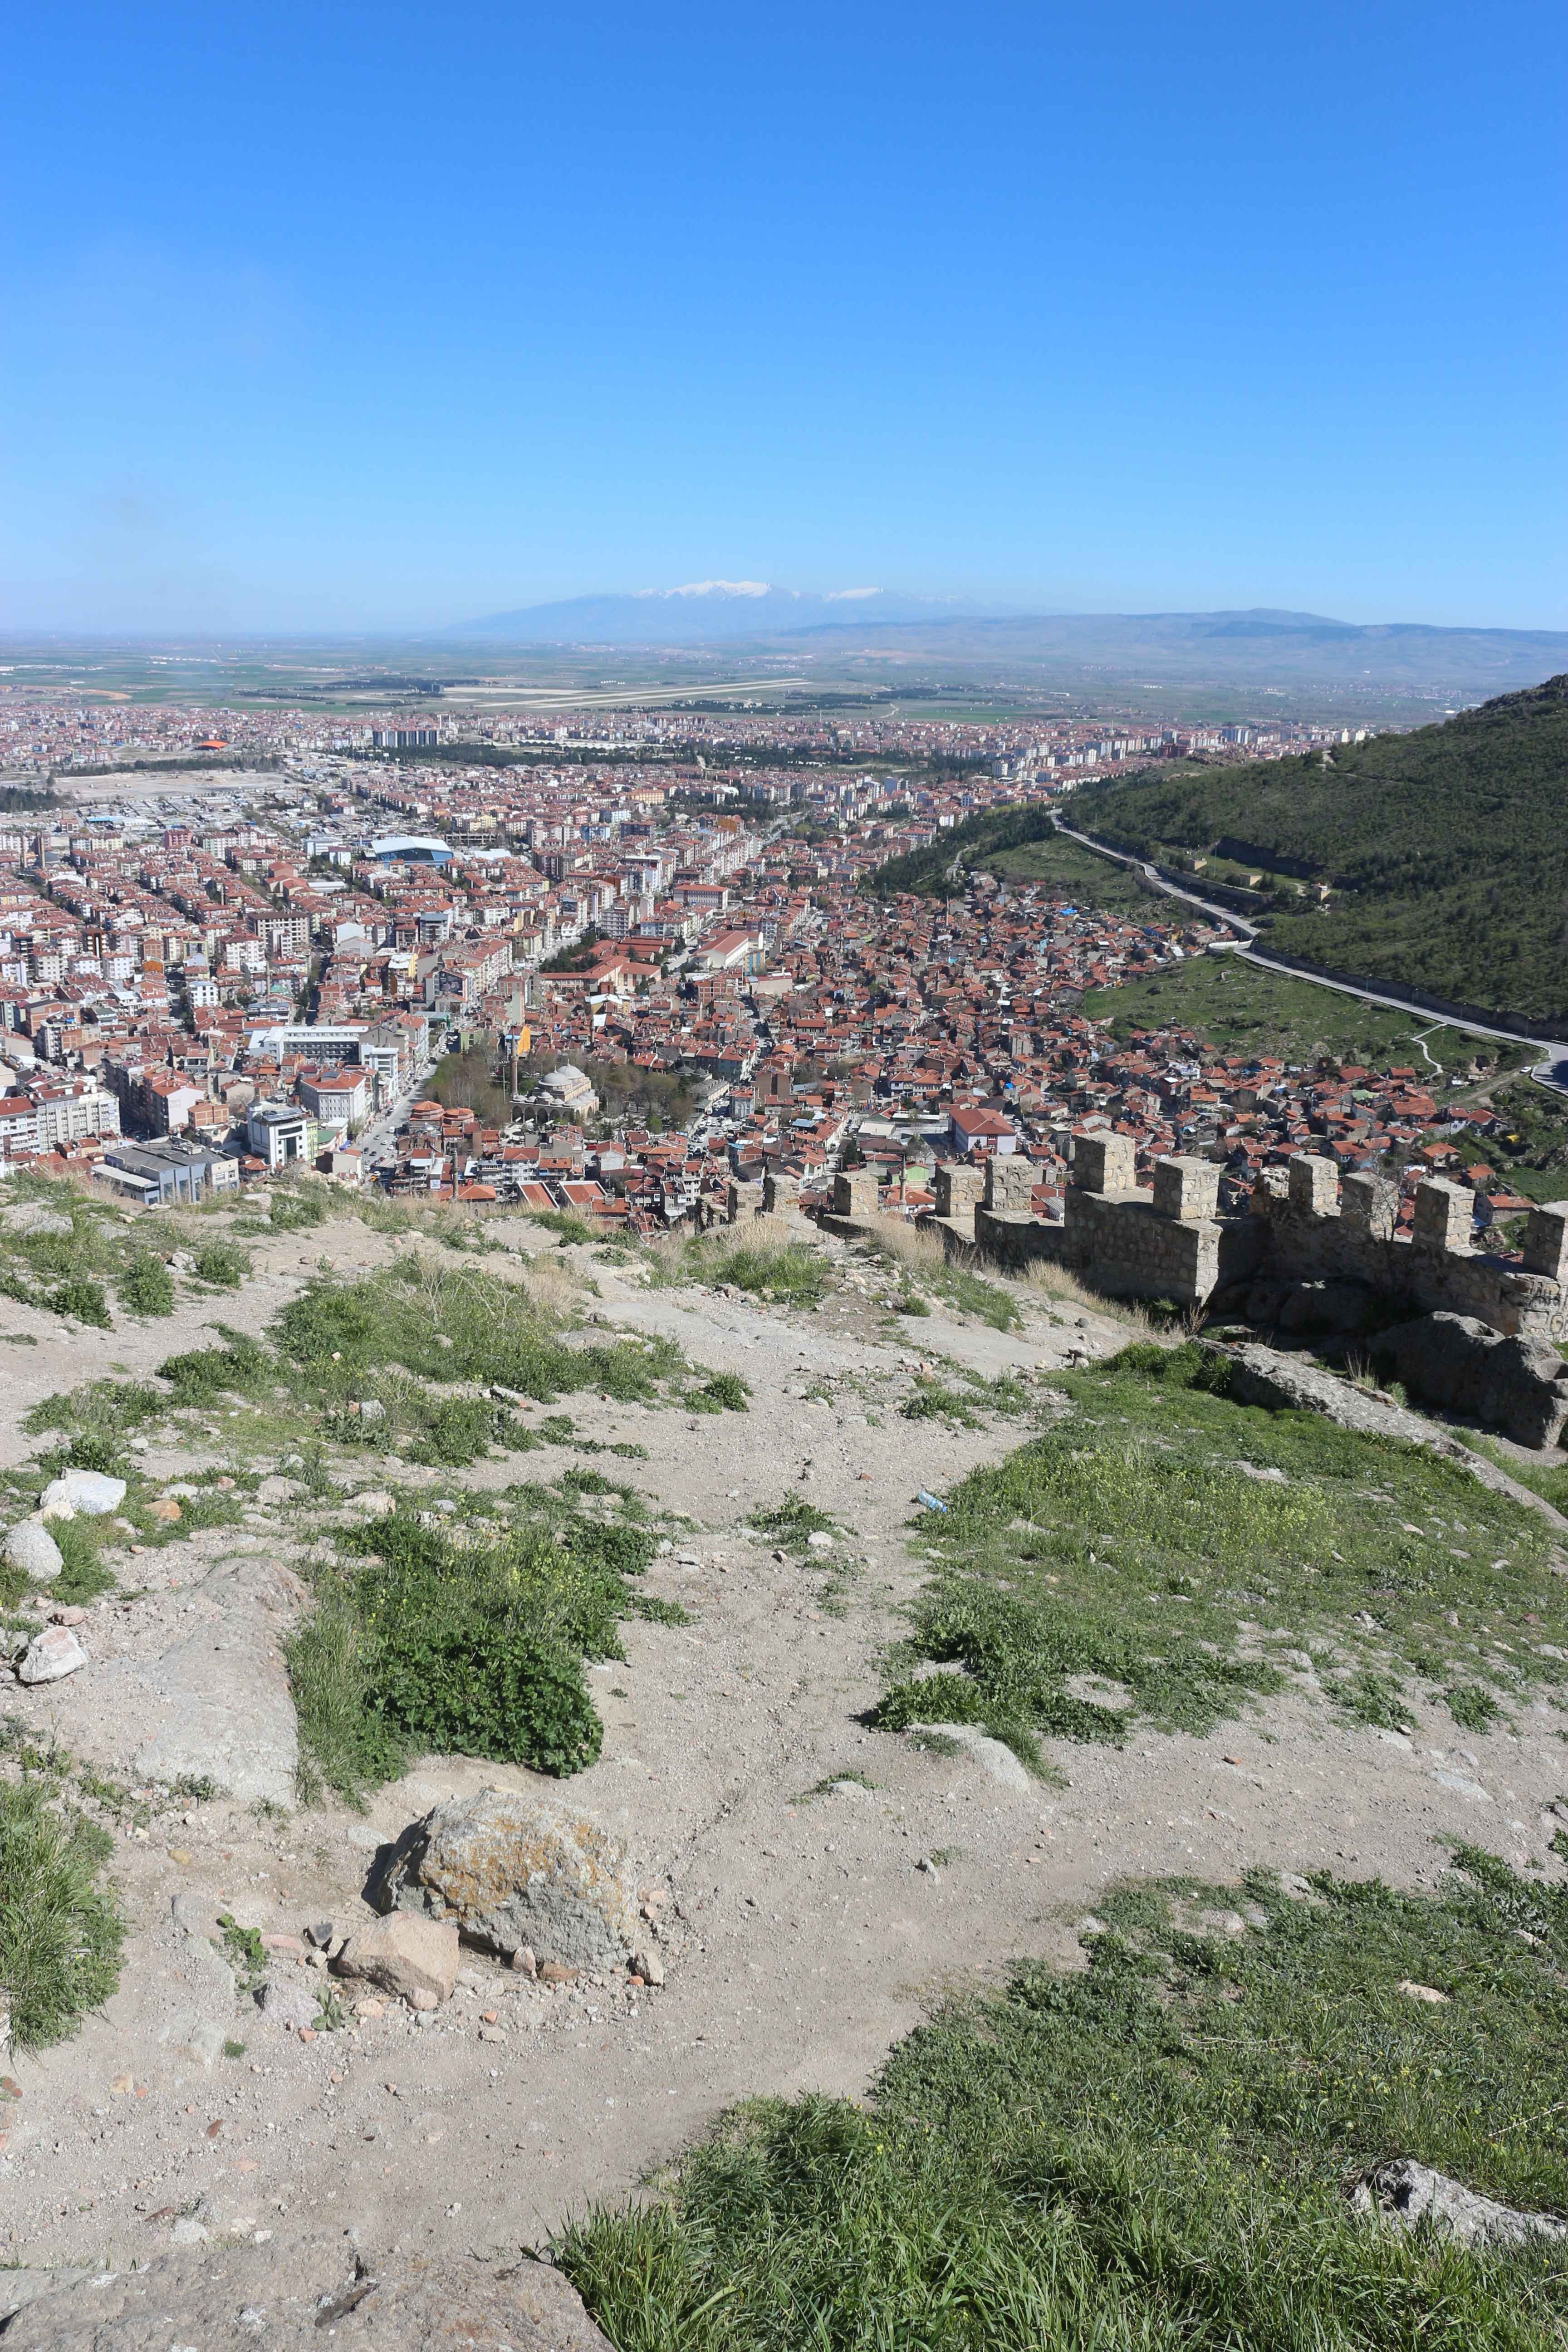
top-left (4, 1209), bottom-right (1567, 2287)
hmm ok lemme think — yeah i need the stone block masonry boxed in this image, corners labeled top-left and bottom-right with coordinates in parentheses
top-left (970, 1142), bottom-right (1568, 1359)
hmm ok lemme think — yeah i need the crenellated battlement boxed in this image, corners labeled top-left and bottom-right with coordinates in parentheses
top-left (973, 1144), bottom-right (1568, 1345)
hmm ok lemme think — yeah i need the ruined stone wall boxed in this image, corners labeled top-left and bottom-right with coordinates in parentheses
top-left (969, 1142), bottom-right (1568, 1335)
top-left (1250, 1160), bottom-right (1568, 1339)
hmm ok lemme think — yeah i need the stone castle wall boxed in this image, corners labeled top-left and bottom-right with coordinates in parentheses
top-left (970, 1137), bottom-right (1568, 1341)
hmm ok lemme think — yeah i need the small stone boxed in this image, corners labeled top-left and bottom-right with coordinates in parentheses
top-left (256, 1978), bottom-right (321, 2030)
top-left (149, 1497), bottom-right (183, 1524)
top-left (478, 2024), bottom-right (506, 2043)
top-left (631, 1948), bottom-right (664, 1986)
top-left (336, 1912), bottom-right (460, 2007)
top-left (17, 1626), bottom-right (88, 1684)
top-left (48, 1604), bottom-right (86, 1626)
top-left (304, 1920), bottom-right (335, 1949)
top-left (539, 1961), bottom-right (577, 1985)
top-left (1398, 1980), bottom-right (1450, 2005)
top-left (172, 1891), bottom-right (212, 1937)
top-left (40, 1469), bottom-right (127, 1518)
top-left (2, 1518), bottom-right (63, 1583)
top-left (170, 2217), bottom-right (208, 2245)
top-left (510, 1945), bottom-right (538, 1977)
top-left (109, 2072), bottom-right (135, 2095)
top-left (917, 1858), bottom-right (940, 1883)
top-left (807, 1530), bottom-right (835, 1551)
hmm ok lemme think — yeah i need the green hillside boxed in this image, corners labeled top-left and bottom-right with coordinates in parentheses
top-left (1075, 673), bottom-right (1568, 1022)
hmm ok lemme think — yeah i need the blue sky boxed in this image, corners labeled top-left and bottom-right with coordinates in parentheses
top-left (3, 1), bottom-right (1563, 633)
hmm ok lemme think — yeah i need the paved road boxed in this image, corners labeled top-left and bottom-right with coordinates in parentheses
top-left (1049, 815), bottom-right (1568, 1102)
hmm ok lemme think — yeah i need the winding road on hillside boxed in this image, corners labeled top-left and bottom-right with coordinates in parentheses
top-left (1048, 813), bottom-right (1568, 1102)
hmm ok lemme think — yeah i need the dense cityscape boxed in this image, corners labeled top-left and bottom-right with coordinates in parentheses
top-left (0, 693), bottom-right (1525, 1243)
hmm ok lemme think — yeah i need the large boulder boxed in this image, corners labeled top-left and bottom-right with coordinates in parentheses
top-left (2, 1518), bottom-right (63, 1583)
top-left (334, 1911), bottom-right (459, 2009)
top-left (370, 1786), bottom-right (638, 1970)
top-left (1373, 1312), bottom-right (1568, 1450)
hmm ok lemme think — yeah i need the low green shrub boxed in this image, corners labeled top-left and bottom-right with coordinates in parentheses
top-left (747, 1494), bottom-right (836, 1551)
top-left (158, 1333), bottom-right (270, 1403)
top-left (406, 1396), bottom-right (511, 1467)
top-left (192, 1240), bottom-right (252, 1289)
top-left (49, 1276), bottom-right (110, 1327)
top-left (118, 1253), bottom-right (175, 1316)
top-left (289, 1496), bottom-right (663, 1801)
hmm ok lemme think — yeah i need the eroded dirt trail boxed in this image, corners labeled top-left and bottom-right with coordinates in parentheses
top-left (5, 1221), bottom-right (1567, 2279)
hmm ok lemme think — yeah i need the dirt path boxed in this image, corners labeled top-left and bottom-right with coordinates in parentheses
top-left (4, 1216), bottom-right (1567, 2279)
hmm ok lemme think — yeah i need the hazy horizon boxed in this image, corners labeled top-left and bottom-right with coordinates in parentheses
top-left (3, 5), bottom-right (1563, 637)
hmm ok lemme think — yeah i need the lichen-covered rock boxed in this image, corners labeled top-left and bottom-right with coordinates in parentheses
top-left (2, 1518), bottom-right (63, 1583)
top-left (334, 1911), bottom-right (459, 2007)
top-left (372, 1786), bottom-right (638, 1970)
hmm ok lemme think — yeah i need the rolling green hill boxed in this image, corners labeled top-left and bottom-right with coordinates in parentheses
top-left (1075, 674), bottom-right (1568, 1022)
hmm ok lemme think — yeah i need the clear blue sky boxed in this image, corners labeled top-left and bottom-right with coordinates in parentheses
top-left (3, 1), bottom-right (1563, 633)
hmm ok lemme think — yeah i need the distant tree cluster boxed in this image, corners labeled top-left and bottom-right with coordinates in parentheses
top-left (864, 802), bottom-right (1058, 897)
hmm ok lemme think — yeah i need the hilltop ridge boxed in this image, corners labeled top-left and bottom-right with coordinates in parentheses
top-left (1075, 674), bottom-right (1568, 1022)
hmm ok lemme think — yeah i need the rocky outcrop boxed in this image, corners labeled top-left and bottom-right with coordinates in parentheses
top-left (0, 2239), bottom-right (615, 2350)
top-left (1214, 1342), bottom-right (1564, 1514)
top-left (370, 1786), bottom-right (639, 1970)
top-left (1372, 1312), bottom-right (1568, 1449)
top-left (1352, 2157), bottom-right (1568, 2249)
top-left (97, 1553), bottom-right (304, 1808)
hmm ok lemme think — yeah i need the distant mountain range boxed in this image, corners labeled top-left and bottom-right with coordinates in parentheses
top-left (451, 592), bottom-right (1567, 690)
top-left (453, 583), bottom-right (1010, 643)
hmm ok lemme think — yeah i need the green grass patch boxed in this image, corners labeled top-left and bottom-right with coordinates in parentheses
top-left (558, 1853), bottom-right (1568, 2349)
top-left (657, 1232), bottom-right (830, 1308)
top-left (192, 1239), bottom-right (252, 1289)
top-left (273, 1256), bottom-right (680, 1406)
top-left (0, 1778), bottom-right (125, 2052)
top-left (1082, 953), bottom-right (1514, 1075)
top-left (287, 1483), bottom-right (668, 1804)
top-left (527, 1208), bottom-right (596, 1245)
top-left (685, 1371), bottom-right (751, 1415)
top-left (117, 1253), bottom-right (175, 1316)
top-left (747, 1494), bottom-right (836, 1552)
top-left (878, 1342), bottom-right (1564, 1769)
